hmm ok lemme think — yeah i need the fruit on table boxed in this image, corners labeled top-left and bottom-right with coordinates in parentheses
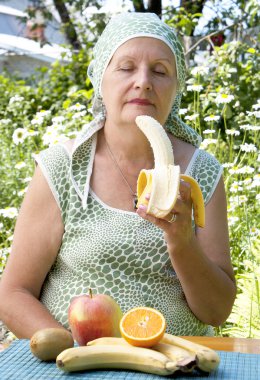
top-left (135, 115), bottom-right (205, 228)
top-left (30, 327), bottom-right (74, 361)
top-left (87, 334), bottom-right (220, 374)
top-left (68, 288), bottom-right (123, 346)
top-left (56, 344), bottom-right (178, 375)
top-left (161, 333), bottom-right (220, 372)
top-left (119, 306), bottom-right (166, 348)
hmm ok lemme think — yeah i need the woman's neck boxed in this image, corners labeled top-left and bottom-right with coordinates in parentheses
top-left (100, 125), bottom-right (154, 169)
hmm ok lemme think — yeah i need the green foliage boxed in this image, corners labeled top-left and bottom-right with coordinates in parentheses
top-left (179, 40), bottom-right (260, 337)
top-left (166, 7), bottom-right (202, 36)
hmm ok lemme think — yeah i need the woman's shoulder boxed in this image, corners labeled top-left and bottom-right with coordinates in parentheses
top-left (35, 138), bottom-right (75, 161)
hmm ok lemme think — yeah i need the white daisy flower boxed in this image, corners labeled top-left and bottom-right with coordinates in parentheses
top-left (239, 124), bottom-right (260, 131)
top-left (72, 110), bottom-right (87, 120)
top-left (187, 84), bottom-right (203, 92)
top-left (252, 101), bottom-right (260, 110)
top-left (31, 118), bottom-right (44, 126)
top-left (238, 195), bottom-right (248, 203)
top-left (204, 115), bottom-right (220, 122)
top-left (12, 128), bottom-right (29, 145)
top-left (226, 129), bottom-right (240, 136)
top-left (228, 166), bottom-right (240, 174)
top-left (179, 108), bottom-right (188, 115)
top-left (238, 166), bottom-right (255, 174)
top-left (28, 130), bottom-right (39, 137)
top-left (200, 138), bottom-right (218, 149)
top-left (240, 143), bottom-right (257, 153)
top-left (38, 110), bottom-right (51, 117)
top-left (246, 110), bottom-right (260, 118)
top-left (203, 129), bottom-right (216, 134)
top-left (250, 227), bottom-right (260, 237)
top-left (250, 174), bottom-right (260, 188)
top-left (191, 66), bottom-right (209, 76)
top-left (184, 113), bottom-right (199, 121)
top-left (69, 103), bottom-right (86, 111)
top-left (228, 216), bottom-right (239, 226)
top-left (242, 178), bottom-right (252, 185)
top-left (0, 207), bottom-right (18, 218)
top-left (222, 163), bottom-right (234, 168)
top-left (230, 183), bottom-right (243, 193)
top-left (0, 119), bottom-right (11, 125)
top-left (18, 188), bottom-right (28, 197)
top-left (14, 162), bottom-right (26, 169)
top-left (23, 177), bottom-right (32, 183)
top-left (52, 116), bottom-right (65, 124)
top-left (215, 94), bottom-right (235, 104)
top-left (9, 95), bottom-right (24, 105)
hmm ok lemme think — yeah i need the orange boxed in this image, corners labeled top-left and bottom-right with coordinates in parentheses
top-left (119, 306), bottom-right (166, 348)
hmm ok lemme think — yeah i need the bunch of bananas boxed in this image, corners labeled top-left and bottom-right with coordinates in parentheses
top-left (56, 333), bottom-right (220, 375)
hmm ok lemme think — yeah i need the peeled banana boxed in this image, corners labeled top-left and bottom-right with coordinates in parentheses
top-left (56, 344), bottom-right (178, 375)
top-left (135, 115), bottom-right (205, 227)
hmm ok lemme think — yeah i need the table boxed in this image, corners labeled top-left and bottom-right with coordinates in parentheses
top-left (0, 337), bottom-right (259, 379)
top-left (182, 336), bottom-right (260, 354)
top-left (1, 336), bottom-right (259, 353)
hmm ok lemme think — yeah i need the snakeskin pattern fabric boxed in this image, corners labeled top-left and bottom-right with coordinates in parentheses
top-left (35, 132), bottom-right (222, 337)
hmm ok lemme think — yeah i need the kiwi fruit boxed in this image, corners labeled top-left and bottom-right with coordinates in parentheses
top-left (30, 327), bottom-right (74, 361)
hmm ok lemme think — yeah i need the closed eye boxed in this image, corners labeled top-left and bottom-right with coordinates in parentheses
top-left (153, 70), bottom-right (166, 75)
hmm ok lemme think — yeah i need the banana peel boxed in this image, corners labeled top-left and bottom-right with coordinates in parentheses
top-left (135, 115), bottom-right (205, 228)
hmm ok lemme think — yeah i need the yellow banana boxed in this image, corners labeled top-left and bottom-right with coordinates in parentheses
top-left (87, 337), bottom-right (200, 373)
top-left (161, 333), bottom-right (220, 372)
top-left (87, 337), bottom-right (128, 347)
top-left (56, 344), bottom-right (178, 375)
top-left (135, 115), bottom-right (205, 227)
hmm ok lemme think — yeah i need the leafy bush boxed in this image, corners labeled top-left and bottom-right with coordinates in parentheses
top-left (181, 40), bottom-right (260, 337)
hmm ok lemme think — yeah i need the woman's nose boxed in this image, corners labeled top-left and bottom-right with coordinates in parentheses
top-left (134, 68), bottom-right (152, 90)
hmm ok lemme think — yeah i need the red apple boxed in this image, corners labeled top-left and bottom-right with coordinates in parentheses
top-left (68, 289), bottom-right (123, 346)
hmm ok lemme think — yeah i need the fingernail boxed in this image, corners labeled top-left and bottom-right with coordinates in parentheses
top-left (138, 204), bottom-right (146, 211)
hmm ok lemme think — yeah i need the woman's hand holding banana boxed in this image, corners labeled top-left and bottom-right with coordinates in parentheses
top-left (135, 115), bottom-right (205, 234)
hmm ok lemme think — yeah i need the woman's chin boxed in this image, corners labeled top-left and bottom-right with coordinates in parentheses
top-left (124, 109), bottom-right (158, 123)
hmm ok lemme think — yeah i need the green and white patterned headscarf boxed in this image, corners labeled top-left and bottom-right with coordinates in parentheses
top-left (87, 12), bottom-right (201, 147)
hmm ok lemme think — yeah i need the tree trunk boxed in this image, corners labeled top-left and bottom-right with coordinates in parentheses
top-left (52, 0), bottom-right (81, 49)
top-left (147, 0), bottom-right (162, 17)
top-left (133, 0), bottom-right (162, 17)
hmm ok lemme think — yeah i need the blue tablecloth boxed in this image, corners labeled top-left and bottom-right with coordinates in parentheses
top-left (0, 339), bottom-right (259, 380)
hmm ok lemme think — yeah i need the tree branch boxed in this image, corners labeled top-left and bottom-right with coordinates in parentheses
top-left (184, 22), bottom-right (237, 56)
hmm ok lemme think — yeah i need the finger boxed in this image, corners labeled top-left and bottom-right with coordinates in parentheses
top-left (137, 204), bottom-right (180, 233)
top-left (179, 180), bottom-right (191, 202)
top-left (145, 193), bottom-right (150, 201)
top-left (136, 204), bottom-right (168, 226)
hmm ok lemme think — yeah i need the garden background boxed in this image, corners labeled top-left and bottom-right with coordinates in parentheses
top-left (0, 0), bottom-right (259, 340)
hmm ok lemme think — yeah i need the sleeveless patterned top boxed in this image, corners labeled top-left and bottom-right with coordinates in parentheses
top-left (35, 130), bottom-right (222, 337)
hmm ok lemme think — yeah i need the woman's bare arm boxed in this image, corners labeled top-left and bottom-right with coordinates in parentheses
top-left (137, 177), bottom-right (236, 326)
top-left (0, 165), bottom-right (66, 338)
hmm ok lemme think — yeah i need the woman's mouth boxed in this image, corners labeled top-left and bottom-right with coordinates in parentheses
top-left (128, 98), bottom-right (152, 106)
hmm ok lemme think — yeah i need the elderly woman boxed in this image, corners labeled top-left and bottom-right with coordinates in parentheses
top-left (0, 13), bottom-right (236, 338)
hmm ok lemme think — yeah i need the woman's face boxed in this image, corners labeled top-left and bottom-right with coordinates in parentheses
top-left (101, 37), bottom-right (177, 127)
